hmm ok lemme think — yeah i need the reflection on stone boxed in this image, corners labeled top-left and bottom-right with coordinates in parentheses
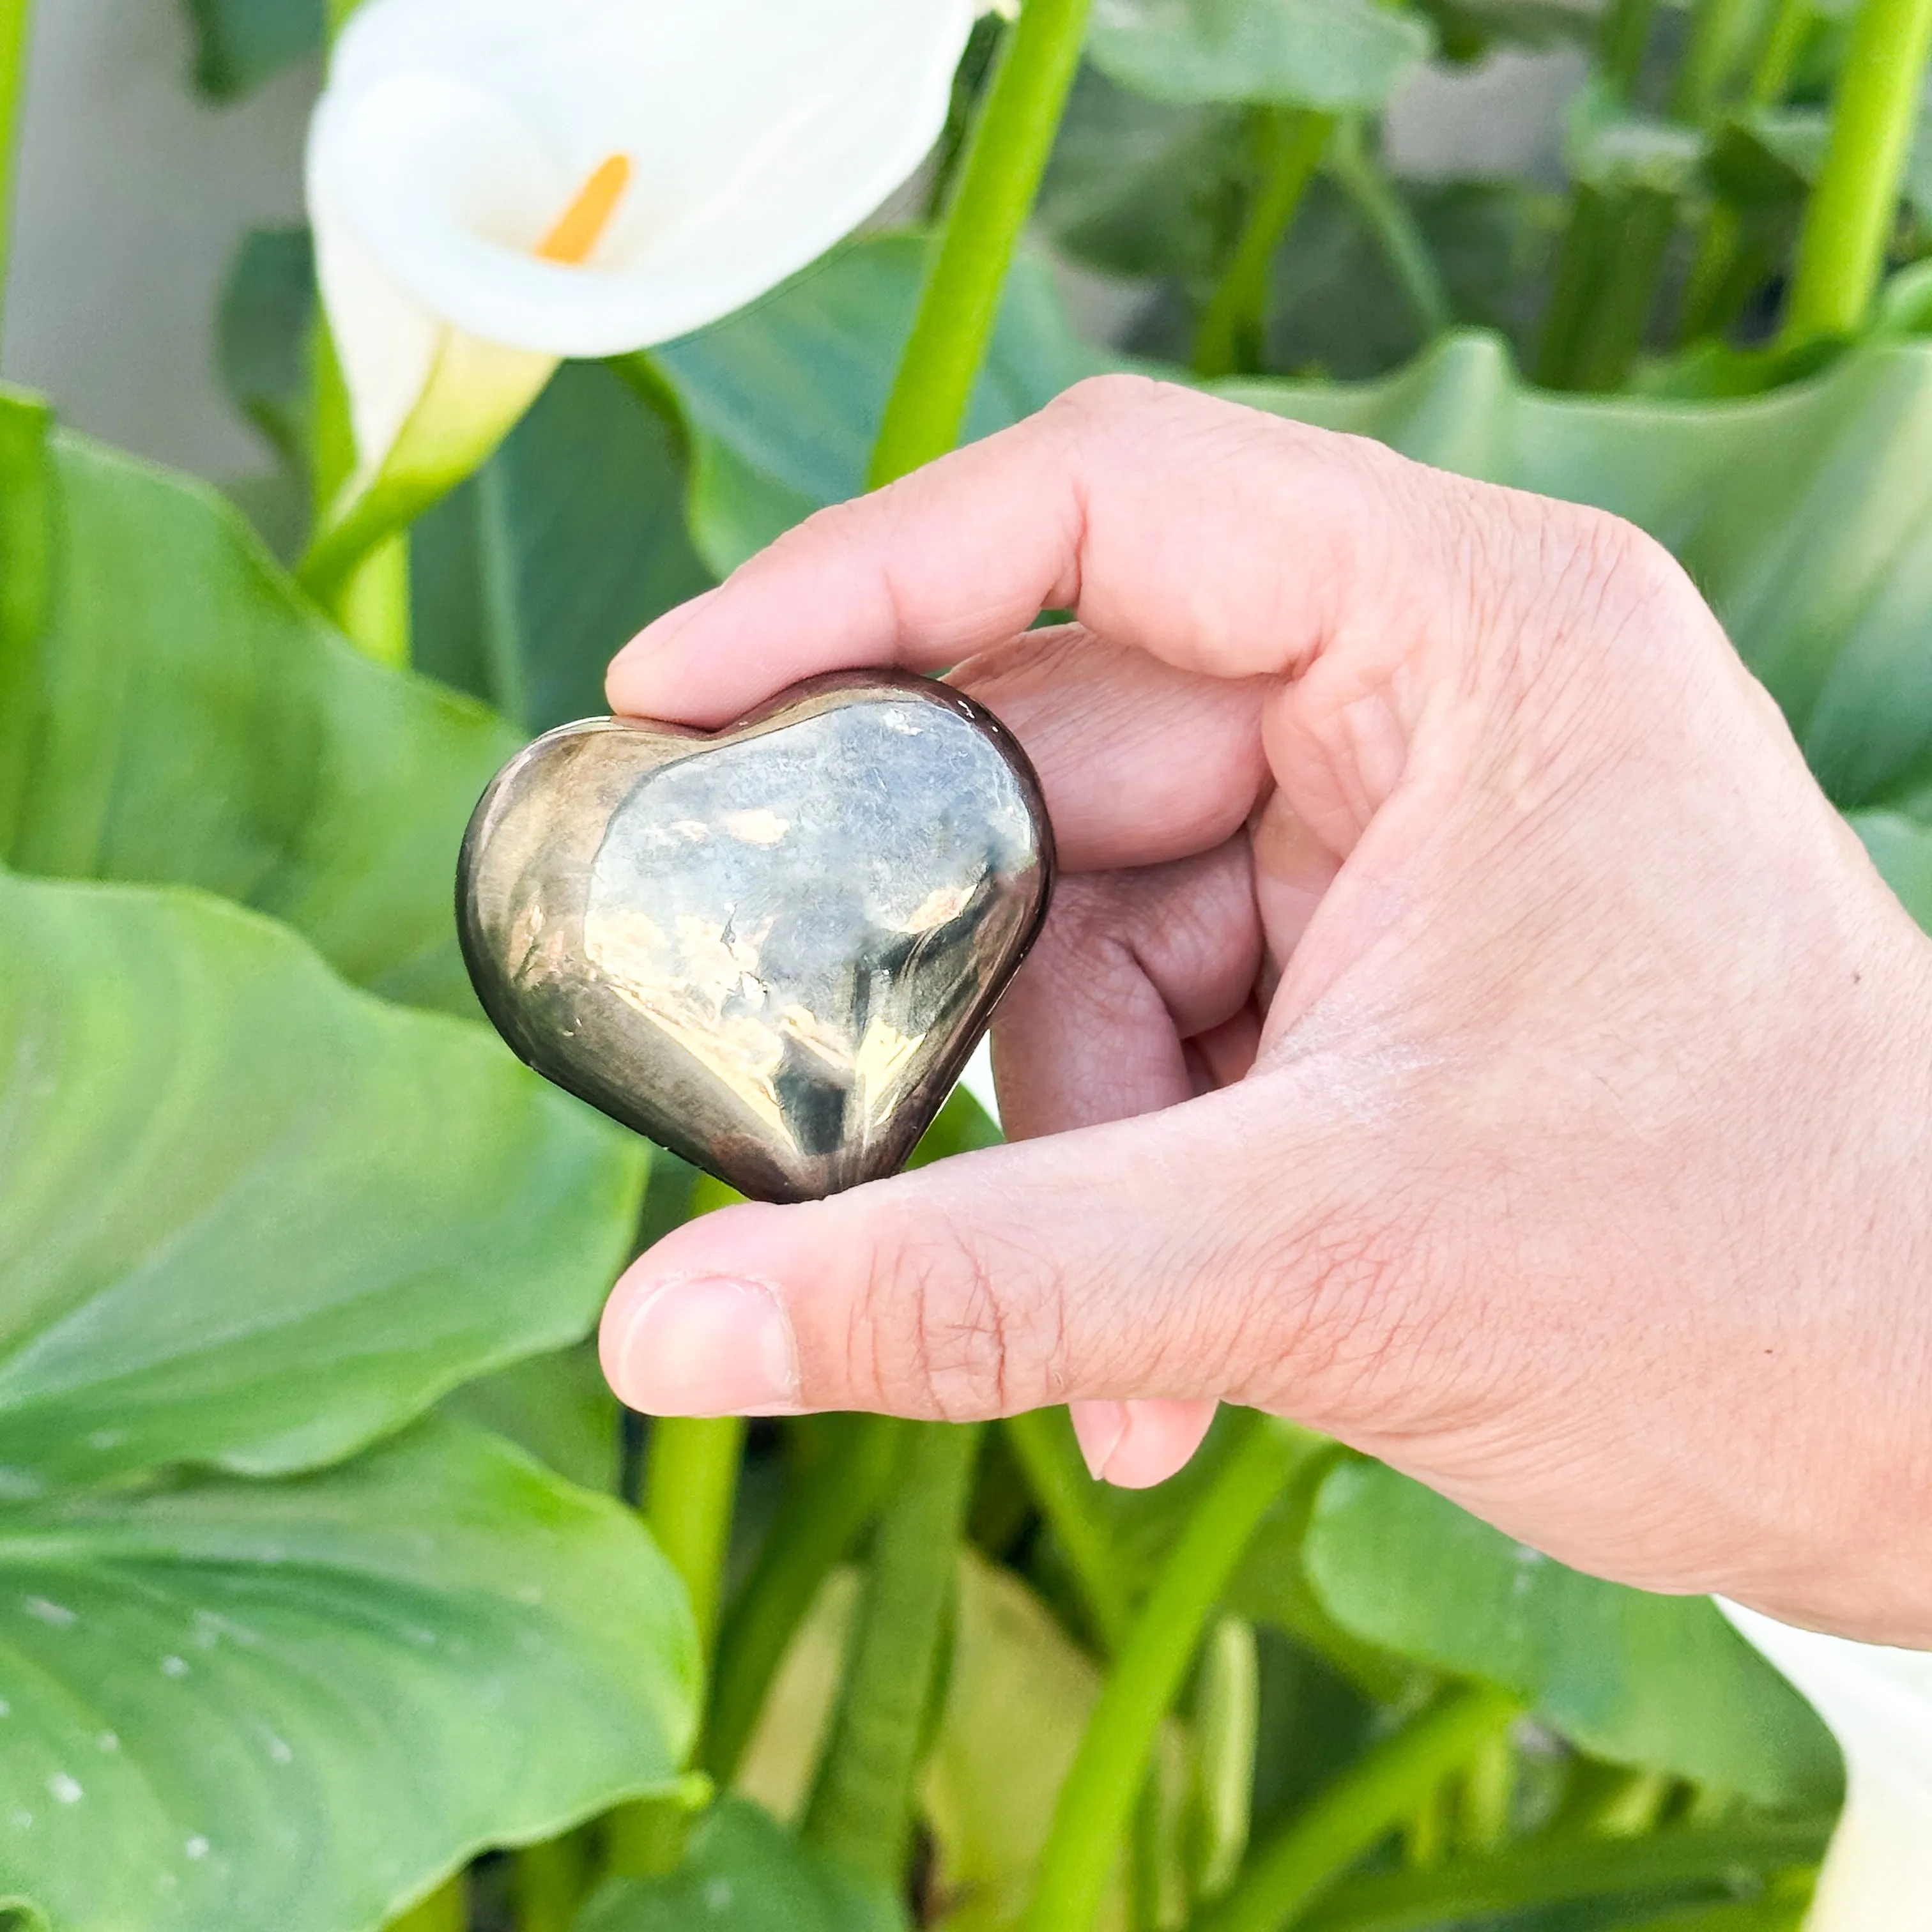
top-left (457, 674), bottom-right (1054, 1202)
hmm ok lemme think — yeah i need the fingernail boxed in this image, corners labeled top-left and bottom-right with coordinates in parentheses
top-left (613, 1276), bottom-right (799, 1415)
top-left (1070, 1399), bottom-right (1128, 1483)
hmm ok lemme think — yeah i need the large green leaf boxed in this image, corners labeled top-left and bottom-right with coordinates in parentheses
top-left (0, 398), bottom-right (517, 1015)
top-left (413, 361), bottom-right (716, 736)
top-left (1302, 1460), bottom-right (1841, 1807)
top-left (1849, 809), bottom-right (1932, 933)
top-left (1038, 66), bottom-right (1250, 288)
top-left (658, 274), bottom-right (1932, 815)
top-left (0, 1419), bottom-right (698, 1932)
top-left (1232, 332), bottom-right (1932, 811)
top-left (438, 1346), bottom-right (623, 1497)
top-left (0, 866), bottom-right (644, 1491)
top-left (647, 236), bottom-right (1116, 575)
top-left (578, 1798), bottom-right (904, 1932)
top-left (1086, 0), bottom-right (1432, 109)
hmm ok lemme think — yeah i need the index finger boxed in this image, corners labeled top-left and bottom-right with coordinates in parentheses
top-left (604, 374), bottom-right (1445, 727)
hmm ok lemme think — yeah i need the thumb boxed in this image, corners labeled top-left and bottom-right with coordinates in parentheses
top-left (597, 1063), bottom-right (1409, 1431)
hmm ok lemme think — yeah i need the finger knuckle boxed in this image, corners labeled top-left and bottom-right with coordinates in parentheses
top-left (850, 1194), bottom-right (1064, 1420)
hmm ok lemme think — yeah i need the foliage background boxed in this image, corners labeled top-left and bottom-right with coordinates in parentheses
top-left (5, 1), bottom-right (1930, 1930)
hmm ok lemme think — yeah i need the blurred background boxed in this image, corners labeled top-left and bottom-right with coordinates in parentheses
top-left (0, 0), bottom-right (1587, 497)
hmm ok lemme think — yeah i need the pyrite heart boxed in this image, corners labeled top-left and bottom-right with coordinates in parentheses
top-left (457, 671), bottom-right (1054, 1203)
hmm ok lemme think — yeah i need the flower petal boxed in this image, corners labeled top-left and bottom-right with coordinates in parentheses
top-left (312, 0), bottom-right (982, 360)
top-left (308, 147), bottom-right (445, 477)
top-left (1722, 1601), bottom-right (1930, 1926)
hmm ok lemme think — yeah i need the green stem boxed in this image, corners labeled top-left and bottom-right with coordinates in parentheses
top-left (1328, 120), bottom-right (1450, 339)
top-left (509, 1834), bottom-right (588, 1932)
top-left (1193, 109), bottom-right (1333, 379)
top-left (1453, 1730), bottom-right (1512, 1854)
top-left (867, 0), bottom-right (1094, 487)
top-left (1018, 1414), bottom-right (1311, 1932)
top-left (383, 1875), bottom-right (467, 1932)
top-left (1669, 0), bottom-right (1763, 121)
top-left (473, 457), bottom-right (530, 731)
top-left (1747, 0), bottom-right (1808, 105)
top-left (1535, 186), bottom-right (1614, 388)
top-left (1535, 0), bottom-right (1660, 388)
top-left (1681, 0), bottom-right (1804, 343)
top-left (1567, 187), bottom-right (1678, 390)
top-left (703, 1413), bottom-right (902, 1784)
top-left (1598, 0), bottom-right (1662, 93)
top-left (0, 0), bottom-right (34, 353)
top-left (1781, 0), bottom-right (1932, 348)
top-left (643, 1415), bottom-right (746, 1662)
top-left (802, 1421), bottom-right (984, 1885)
top-left (1192, 1688), bottom-right (1519, 1932)
top-left (1002, 1408), bottom-right (1133, 1651)
top-left (1296, 1817), bottom-right (1830, 1932)
top-left (305, 0), bottom-right (412, 666)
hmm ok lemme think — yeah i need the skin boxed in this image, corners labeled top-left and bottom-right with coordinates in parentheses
top-left (599, 376), bottom-right (1932, 1645)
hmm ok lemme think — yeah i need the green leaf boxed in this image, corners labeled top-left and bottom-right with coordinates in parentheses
top-left (1848, 809), bottom-right (1932, 944)
top-left (436, 1346), bottom-right (622, 1496)
top-left (1234, 176), bottom-right (1559, 382)
top-left (0, 399), bottom-right (518, 1014)
top-left (0, 866), bottom-right (644, 1490)
top-left (0, 1419), bottom-right (698, 1932)
top-left (1086, 0), bottom-right (1432, 110)
top-left (1038, 66), bottom-right (1250, 286)
top-left (647, 236), bottom-right (1117, 574)
top-left (1713, 105), bottom-right (1932, 228)
top-left (181, 0), bottom-right (323, 103)
top-left (1409, 0), bottom-right (1600, 61)
top-left (921, 1552), bottom-right (1191, 1932)
top-left (412, 362), bottom-right (716, 737)
top-left (217, 227), bottom-right (314, 477)
top-left (1567, 84), bottom-right (1708, 196)
top-left (1302, 1460), bottom-right (1841, 1807)
top-left (1230, 332), bottom-right (1932, 811)
top-left (578, 1798), bottom-right (905, 1932)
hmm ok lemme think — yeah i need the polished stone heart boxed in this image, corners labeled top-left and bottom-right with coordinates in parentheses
top-left (457, 671), bottom-right (1054, 1203)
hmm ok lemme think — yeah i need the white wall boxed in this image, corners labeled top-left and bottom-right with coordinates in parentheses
top-left (1, 0), bottom-right (316, 481)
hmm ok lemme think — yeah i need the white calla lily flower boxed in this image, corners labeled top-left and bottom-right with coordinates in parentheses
top-left (1722, 1601), bottom-right (1932, 1924)
top-left (303, 0), bottom-right (983, 589)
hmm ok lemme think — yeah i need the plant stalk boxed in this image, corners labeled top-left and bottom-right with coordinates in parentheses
top-left (802, 1420), bottom-right (984, 1885)
top-left (1669, 0), bottom-right (1762, 122)
top-left (1002, 1408), bottom-right (1133, 1650)
top-left (308, 0), bottom-right (411, 665)
top-left (1018, 1414), bottom-right (1312, 1932)
top-left (1193, 109), bottom-right (1333, 379)
top-left (0, 0), bottom-right (34, 355)
top-left (703, 1413), bottom-right (903, 1783)
top-left (1297, 1816), bottom-right (1830, 1931)
top-left (1747, 0), bottom-right (1808, 105)
top-left (866, 0), bottom-right (1094, 487)
top-left (383, 1875), bottom-right (467, 1932)
top-left (1565, 187), bottom-right (1678, 391)
top-left (1533, 0), bottom-right (1658, 388)
top-left (1781, 0), bottom-right (1932, 348)
top-left (1328, 119), bottom-right (1450, 341)
top-left (509, 1833), bottom-right (589, 1932)
top-left (1193, 1687), bottom-right (1520, 1932)
top-left (1598, 0), bottom-right (1661, 94)
top-left (643, 1415), bottom-right (746, 1662)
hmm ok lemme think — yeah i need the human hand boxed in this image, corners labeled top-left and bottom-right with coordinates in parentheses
top-left (599, 376), bottom-right (1932, 1644)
